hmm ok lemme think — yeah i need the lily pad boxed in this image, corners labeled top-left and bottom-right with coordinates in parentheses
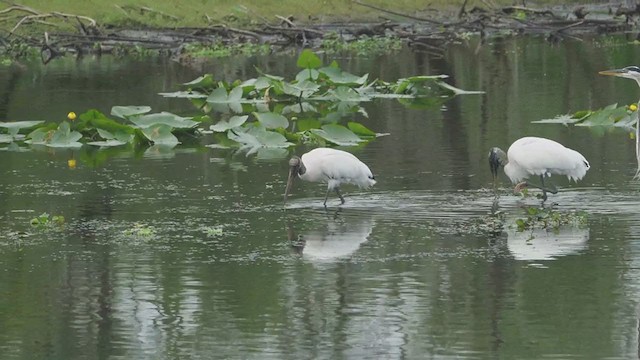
top-left (158, 91), bottom-right (207, 99)
top-left (207, 87), bottom-right (244, 113)
top-left (111, 106), bottom-right (152, 119)
top-left (310, 124), bottom-right (364, 146)
top-left (141, 124), bottom-right (180, 146)
top-left (211, 115), bottom-right (248, 132)
top-left (347, 122), bottom-right (376, 137)
top-left (532, 114), bottom-right (587, 125)
top-left (0, 120), bottom-right (45, 138)
top-left (283, 80), bottom-right (321, 98)
top-left (47, 122), bottom-right (83, 148)
top-left (295, 118), bottom-right (322, 131)
top-left (228, 126), bottom-right (293, 150)
top-left (87, 139), bottom-right (128, 147)
top-left (182, 74), bottom-right (215, 89)
top-left (129, 112), bottom-right (197, 129)
top-left (320, 66), bottom-right (368, 85)
top-left (253, 112), bottom-right (289, 129)
top-left (0, 134), bottom-right (14, 143)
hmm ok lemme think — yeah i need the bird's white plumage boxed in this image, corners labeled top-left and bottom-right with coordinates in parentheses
top-left (299, 148), bottom-right (376, 189)
top-left (503, 137), bottom-right (590, 183)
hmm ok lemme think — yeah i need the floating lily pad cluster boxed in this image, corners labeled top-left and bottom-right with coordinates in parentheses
top-left (160, 49), bottom-right (480, 152)
top-left (0, 50), bottom-right (480, 158)
top-left (534, 103), bottom-right (637, 130)
top-left (0, 106), bottom-right (199, 149)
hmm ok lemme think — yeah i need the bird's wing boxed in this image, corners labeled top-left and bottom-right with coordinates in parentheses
top-left (303, 149), bottom-right (374, 187)
top-left (508, 137), bottom-right (588, 180)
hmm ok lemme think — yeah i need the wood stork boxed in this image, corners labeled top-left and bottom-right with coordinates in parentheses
top-left (284, 148), bottom-right (376, 207)
top-left (489, 137), bottom-right (590, 200)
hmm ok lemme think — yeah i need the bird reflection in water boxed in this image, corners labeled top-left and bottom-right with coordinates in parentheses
top-left (286, 210), bottom-right (375, 261)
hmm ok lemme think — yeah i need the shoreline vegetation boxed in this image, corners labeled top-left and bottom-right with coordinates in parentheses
top-left (0, 1), bottom-right (639, 62)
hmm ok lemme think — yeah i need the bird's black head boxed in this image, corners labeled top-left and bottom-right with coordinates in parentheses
top-left (284, 156), bottom-right (306, 205)
top-left (488, 147), bottom-right (507, 180)
top-left (289, 156), bottom-right (306, 175)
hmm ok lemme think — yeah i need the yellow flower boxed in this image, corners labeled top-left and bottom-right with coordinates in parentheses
top-left (67, 112), bottom-right (77, 121)
top-left (67, 159), bottom-right (77, 169)
top-left (630, 104), bottom-right (638, 112)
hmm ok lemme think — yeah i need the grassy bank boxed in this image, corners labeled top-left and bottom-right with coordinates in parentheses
top-left (11, 0), bottom-right (590, 29)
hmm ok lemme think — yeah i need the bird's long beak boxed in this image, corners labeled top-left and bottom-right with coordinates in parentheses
top-left (284, 167), bottom-right (296, 205)
top-left (599, 68), bottom-right (626, 77)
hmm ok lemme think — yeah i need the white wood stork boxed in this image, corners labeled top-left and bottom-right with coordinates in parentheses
top-left (284, 148), bottom-right (376, 206)
top-left (489, 137), bottom-right (590, 200)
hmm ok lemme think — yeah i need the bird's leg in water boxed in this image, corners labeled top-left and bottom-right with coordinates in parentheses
top-left (323, 188), bottom-right (330, 207)
top-left (335, 188), bottom-right (345, 205)
top-left (514, 176), bottom-right (558, 200)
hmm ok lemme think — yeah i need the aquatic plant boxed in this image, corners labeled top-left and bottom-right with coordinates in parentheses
top-left (514, 206), bottom-right (587, 232)
top-left (161, 49), bottom-right (480, 151)
top-left (30, 213), bottom-right (65, 228)
top-left (534, 103), bottom-right (636, 130)
top-left (321, 35), bottom-right (403, 55)
top-left (0, 50), bottom-right (480, 163)
top-left (122, 223), bottom-right (156, 238)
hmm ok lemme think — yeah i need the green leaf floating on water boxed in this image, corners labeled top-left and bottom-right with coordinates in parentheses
top-left (86, 128), bottom-right (133, 147)
top-left (128, 112), bottom-right (198, 129)
top-left (211, 115), bottom-right (248, 132)
top-left (576, 105), bottom-right (629, 127)
top-left (47, 122), bottom-right (83, 148)
top-left (319, 66), bottom-right (368, 86)
top-left (141, 124), bottom-right (179, 146)
top-left (0, 134), bottom-right (14, 143)
top-left (253, 112), bottom-right (289, 129)
top-left (347, 122), bottom-right (376, 137)
top-left (532, 114), bottom-right (588, 125)
top-left (296, 118), bottom-right (322, 131)
top-left (111, 106), bottom-right (152, 119)
top-left (295, 68), bottom-right (319, 82)
top-left (207, 87), bottom-right (244, 113)
top-left (535, 103), bottom-right (639, 129)
top-left (310, 124), bottom-right (364, 146)
top-left (228, 126), bottom-right (293, 149)
top-left (0, 120), bottom-right (45, 138)
top-left (283, 80), bottom-right (321, 98)
top-left (158, 90), bottom-right (207, 99)
top-left (182, 74), bottom-right (215, 89)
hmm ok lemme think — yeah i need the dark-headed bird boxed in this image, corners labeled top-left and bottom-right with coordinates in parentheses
top-left (284, 148), bottom-right (376, 207)
top-left (489, 137), bottom-right (590, 200)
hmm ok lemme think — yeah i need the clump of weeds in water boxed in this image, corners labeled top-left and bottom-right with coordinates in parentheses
top-left (514, 206), bottom-right (587, 232)
top-left (0, 40), bottom-right (39, 64)
top-left (30, 213), bottom-right (65, 229)
top-left (122, 223), bottom-right (156, 239)
top-left (321, 34), bottom-right (402, 55)
top-left (462, 211), bottom-right (506, 236)
top-left (201, 225), bottom-right (224, 237)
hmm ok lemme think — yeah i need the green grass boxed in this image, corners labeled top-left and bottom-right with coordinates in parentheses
top-left (7, 0), bottom-right (590, 30)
